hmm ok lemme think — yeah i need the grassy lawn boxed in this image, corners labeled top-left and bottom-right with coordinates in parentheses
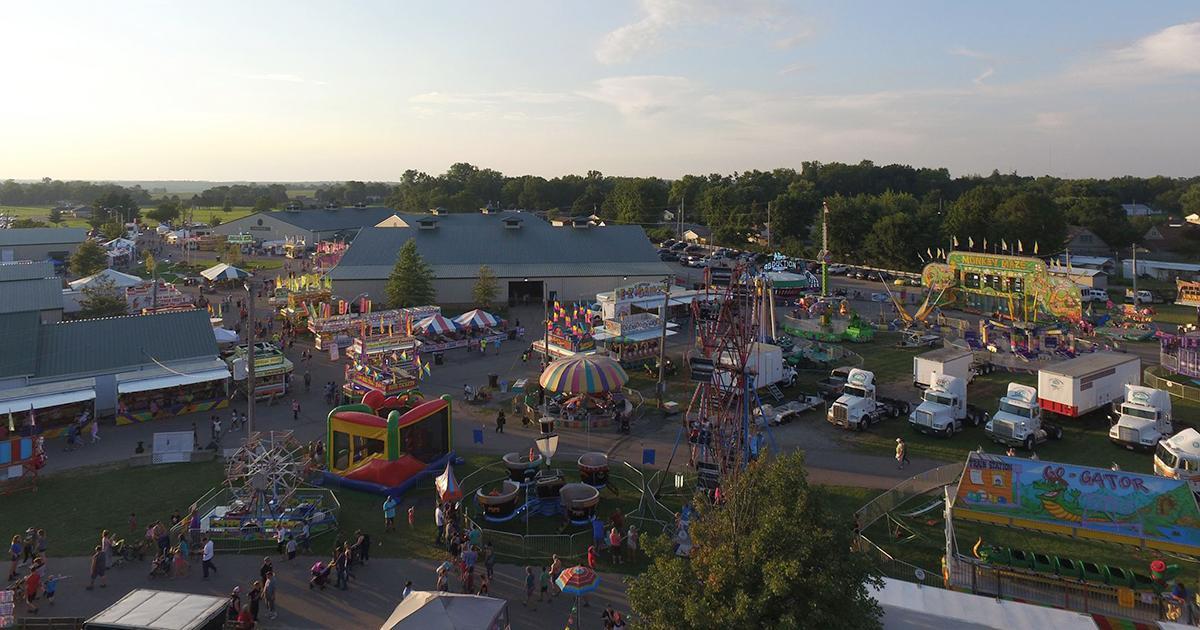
top-left (1, 205), bottom-right (92, 228)
top-left (1152, 303), bottom-right (1198, 326)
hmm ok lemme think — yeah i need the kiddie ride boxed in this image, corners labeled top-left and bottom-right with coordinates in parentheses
top-left (472, 446), bottom-right (610, 526)
top-left (321, 390), bottom-right (455, 497)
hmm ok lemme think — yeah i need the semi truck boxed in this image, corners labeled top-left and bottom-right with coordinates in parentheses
top-left (816, 366), bottom-right (853, 399)
top-left (1108, 385), bottom-right (1172, 451)
top-left (908, 373), bottom-right (986, 437)
top-left (985, 383), bottom-right (1064, 450)
top-left (826, 368), bottom-right (911, 431)
top-left (1037, 353), bottom-right (1140, 418)
top-left (913, 347), bottom-right (974, 389)
top-left (1154, 428), bottom-right (1200, 493)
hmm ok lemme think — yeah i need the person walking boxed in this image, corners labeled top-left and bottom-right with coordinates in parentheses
top-left (87, 545), bottom-right (107, 590)
top-left (173, 535), bottom-right (190, 577)
top-left (895, 438), bottom-right (909, 470)
top-left (89, 418), bottom-right (100, 444)
top-left (549, 554), bottom-right (563, 599)
top-left (8, 535), bottom-right (20, 581)
top-left (263, 571), bottom-right (278, 620)
top-left (524, 566), bottom-right (536, 610)
top-left (625, 525), bottom-right (639, 563)
top-left (99, 530), bottom-right (113, 569)
top-left (383, 496), bottom-right (398, 532)
top-left (495, 410), bottom-right (506, 433)
top-left (292, 399), bottom-right (301, 421)
top-left (260, 557), bottom-right (274, 582)
top-left (334, 547), bottom-right (349, 590)
top-left (483, 542), bottom-right (495, 579)
top-left (609, 527), bottom-right (622, 565)
top-left (435, 503), bottom-right (446, 544)
top-left (24, 565), bottom-right (41, 613)
top-left (249, 580), bottom-right (262, 622)
top-left (538, 565), bottom-right (551, 602)
top-left (201, 536), bottom-right (217, 580)
top-left (285, 536), bottom-right (297, 561)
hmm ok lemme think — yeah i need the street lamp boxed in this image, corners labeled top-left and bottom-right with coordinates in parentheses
top-left (243, 280), bottom-right (257, 436)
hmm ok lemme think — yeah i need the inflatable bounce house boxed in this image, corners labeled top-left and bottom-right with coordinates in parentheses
top-left (322, 389), bottom-right (454, 497)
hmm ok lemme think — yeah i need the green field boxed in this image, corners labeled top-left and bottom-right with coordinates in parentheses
top-left (0, 205), bottom-right (93, 228)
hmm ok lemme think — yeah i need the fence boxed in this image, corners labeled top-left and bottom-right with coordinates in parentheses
top-left (171, 487), bottom-right (341, 554)
top-left (461, 460), bottom-right (677, 564)
top-left (1145, 366), bottom-right (1200, 404)
top-left (854, 463), bottom-right (963, 531)
top-left (948, 557), bottom-right (1167, 623)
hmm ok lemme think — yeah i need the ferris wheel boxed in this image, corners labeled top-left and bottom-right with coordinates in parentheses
top-left (225, 431), bottom-right (308, 521)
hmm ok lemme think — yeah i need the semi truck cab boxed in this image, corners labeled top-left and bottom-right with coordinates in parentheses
top-left (985, 383), bottom-right (1062, 449)
top-left (1109, 385), bottom-right (1172, 451)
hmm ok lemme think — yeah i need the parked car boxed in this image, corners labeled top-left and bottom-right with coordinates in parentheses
top-left (659, 251), bottom-right (679, 262)
top-left (827, 264), bottom-right (848, 275)
top-left (870, 292), bottom-right (890, 302)
top-left (670, 242), bottom-right (688, 251)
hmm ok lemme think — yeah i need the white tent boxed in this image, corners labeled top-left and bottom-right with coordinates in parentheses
top-left (212, 328), bottom-right (239, 344)
top-left (69, 268), bottom-right (147, 290)
top-left (200, 263), bottom-right (250, 282)
top-left (380, 592), bottom-right (508, 630)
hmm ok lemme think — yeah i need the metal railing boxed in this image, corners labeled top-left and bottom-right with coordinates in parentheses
top-left (171, 487), bottom-right (340, 554)
top-left (855, 534), bottom-right (940, 585)
top-left (1145, 367), bottom-right (1200, 404)
top-left (948, 557), bottom-right (1166, 622)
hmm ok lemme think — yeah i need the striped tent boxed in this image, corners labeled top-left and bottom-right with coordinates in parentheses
top-left (435, 461), bottom-right (462, 503)
top-left (453, 308), bottom-right (502, 329)
top-left (539, 355), bottom-right (628, 394)
top-left (415, 314), bottom-right (461, 335)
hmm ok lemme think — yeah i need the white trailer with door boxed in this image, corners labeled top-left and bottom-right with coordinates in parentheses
top-left (1037, 353), bottom-right (1140, 418)
top-left (913, 347), bottom-right (974, 389)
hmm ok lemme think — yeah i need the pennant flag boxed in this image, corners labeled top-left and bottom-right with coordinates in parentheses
top-left (968, 236), bottom-right (974, 249)
top-left (1034, 241), bottom-right (1039, 254)
top-left (983, 237), bottom-right (988, 251)
top-left (1001, 238), bottom-right (1008, 251)
top-left (926, 247), bottom-right (933, 260)
top-left (953, 236), bottom-right (959, 248)
top-left (1018, 239), bottom-right (1024, 253)
top-left (422, 362), bottom-right (431, 377)
top-left (7, 411), bottom-right (13, 432)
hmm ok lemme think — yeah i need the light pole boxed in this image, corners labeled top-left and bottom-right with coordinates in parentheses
top-left (656, 276), bottom-right (672, 408)
top-left (244, 279), bottom-right (256, 436)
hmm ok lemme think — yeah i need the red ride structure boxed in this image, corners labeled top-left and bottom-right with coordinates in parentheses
top-left (685, 264), bottom-right (767, 490)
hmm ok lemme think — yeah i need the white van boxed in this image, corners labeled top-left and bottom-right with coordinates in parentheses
top-left (1080, 288), bottom-right (1109, 303)
top-left (1154, 428), bottom-right (1200, 493)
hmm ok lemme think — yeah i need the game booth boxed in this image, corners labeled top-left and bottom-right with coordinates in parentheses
top-left (311, 241), bottom-right (348, 273)
top-left (0, 378), bottom-right (96, 439)
top-left (307, 303), bottom-right (439, 351)
top-left (268, 273), bottom-right (331, 309)
top-left (126, 280), bottom-right (193, 314)
top-left (115, 359), bottom-right (231, 425)
top-left (224, 342), bottom-right (294, 400)
top-left (411, 310), bottom-right (508, 355)
top-left (322, 392), bottom-right (454, 497)
top-left (342, 359), bottom-right (421, 405)
top-left (596, 280), bottom-right (701, 321)
top-left (532, 302), bottom-right (599, 360)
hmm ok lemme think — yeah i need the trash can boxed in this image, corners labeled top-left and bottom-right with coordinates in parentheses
top-left (488, 373), bottom-right (499, 389)
top-left (434, 352), bottom-right (444, 365)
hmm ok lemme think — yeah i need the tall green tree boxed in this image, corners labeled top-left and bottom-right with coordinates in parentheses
top-left (994, 191), bottom-right (1067, 253)
top-left (472, 265), bottom-right (498, 308)
top-left (1181, 184), bottom-right (1200, 216)
top-left (48, 207), bottom-right (62, 225)
top-left (100, 222), bottom-right (124, 240)
top-left (253, 196), bottom-right (276, 212)
top-left (70, 239), bottom-right (108, 277)
top-left (628, 452), bottom-right (883, 629)
top-left (147, 199), bottom-right (181, 225)
top-left (222, 195), bottom-right (233, 212)
top-left (386, 239), bottom-right (436, 307)
top-left (78, 277), bottom-right (128, 318)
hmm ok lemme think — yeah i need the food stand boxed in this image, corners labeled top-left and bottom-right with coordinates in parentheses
top-left (596, 280), bottom-right (702, 320)
top-left (342, 362), bottom-right (419, 403)
top-left (115, 359), bottom-right (231, 425)
top-left (283, 238), bottom-right (307, 258)
top-left (0, 378), bottom-right (97, 439)
top-left (307, 304), bottom-right (439, 350)
top-left (269, 273), bottom-right (331, 307)
top-left (126, 280), bottom-right (193, 313)
top-left (225, 342), bottom-right (294, 400)
top-left (592, 313), bottom-right (678, 366)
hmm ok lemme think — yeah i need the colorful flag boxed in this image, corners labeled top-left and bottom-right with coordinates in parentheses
top-left (1034, 241), bottom-right (1039, 254)
top-left (953, 236), bottom-right (959, 248)
top-left (1018, 239), bottom-right (1024, 253)
top-left (926, 247), bottom-right (933, 259)
top-left (968, 236), bottom-right (974, 249)
top-left (1001, 238), bottom-right (1008, 251)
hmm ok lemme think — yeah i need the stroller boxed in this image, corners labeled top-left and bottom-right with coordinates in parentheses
top-left (309, 561), bottom-right (330, 590)
top-left (149, 552), bottom-right (172, 578)
top-left (112, 537), bottom-right (148, 567)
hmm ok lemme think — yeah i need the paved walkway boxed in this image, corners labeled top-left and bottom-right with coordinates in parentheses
top-left (13, 552), bottom-right (629, 629)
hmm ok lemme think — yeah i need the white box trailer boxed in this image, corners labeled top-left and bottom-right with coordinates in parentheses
top-left (717, 342), bottom-right (796, 389)
top-left (913, 347), bottom-right (973, 389)
top-left (1037, 352), bottom-right (1140, 418)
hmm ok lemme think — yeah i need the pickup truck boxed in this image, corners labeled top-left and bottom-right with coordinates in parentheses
top-left (816, 366), bottom-right (853, 399)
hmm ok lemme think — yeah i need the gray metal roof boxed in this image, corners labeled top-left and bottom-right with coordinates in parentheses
top-left (0, 311), bottom-right (41, 377)
top-left (0, 261), bottom-right (56, 282)
top-left (217, 207), bottom-right (398, 233)
top-left (0, 277), bottom-right (64, 314)
top-left (330, 212), bottom-right (670, 280)
top-left (1040, 352), bottom-right (1138, 378)
top-left (36, 309), bottom-right (219, 378)
top-left (0, 227), bottom-right (87, 247)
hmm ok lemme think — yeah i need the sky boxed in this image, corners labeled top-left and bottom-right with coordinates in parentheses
top-left (1, 1), bottom-right (1198, 181)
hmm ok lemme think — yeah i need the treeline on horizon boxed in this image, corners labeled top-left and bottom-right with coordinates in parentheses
top-left (5, 161), bottom-right (1200, 270)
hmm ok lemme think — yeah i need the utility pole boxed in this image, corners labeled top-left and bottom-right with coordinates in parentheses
top-left (245, 280), bottom-right (256, 435)
top-left (766, 201), bottom-right (772, 251)
top-left (542, 281), bottom-right (550, 368)
top-left (656, 277), bottom-right (671, 409)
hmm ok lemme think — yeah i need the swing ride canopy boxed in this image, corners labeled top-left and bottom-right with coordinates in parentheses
top-left (539, 354), bottom-right (628, 394)
top-left (415, 314), bottom-right (462, 335)
top-left (452, 308), bottom-right (502, 329)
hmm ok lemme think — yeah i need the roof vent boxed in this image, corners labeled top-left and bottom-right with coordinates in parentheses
top-left (571, 217), bottom-right (590, 228)
top-left (503, 217), bottom-right (523, 230)
top-left (417, 217), bottom-right (439, 230)
top-left (480, 204), bottom-right (501, 215)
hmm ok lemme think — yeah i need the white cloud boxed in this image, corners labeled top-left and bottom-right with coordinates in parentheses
top-left (973, 67), bottom-right (994, 86)
top-left (1033, 112), bottom-right (1069, 129)
top-left (1072, 20), bottom-right (1200, 85)
top-left (409, 91), bottom-right (578, 105)
top-left (246, 73), bottom-right (326, 86)
top-left (580, 75), bottom-right (696, 116)
top-left (778, 62), bottom-right (812, 76)
top-left (948, 46), bottom-right (990, 60)
top-left (595, 0), bottom-right (811, 64)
